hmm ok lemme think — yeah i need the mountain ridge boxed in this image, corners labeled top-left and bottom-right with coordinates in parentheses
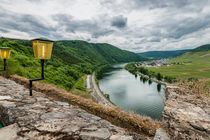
top-left (190, 44), bottom-right (210, 52)
top-left (138, 49), bottom-right (191, 58)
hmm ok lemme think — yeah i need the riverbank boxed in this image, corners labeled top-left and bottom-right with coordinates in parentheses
top-left (125, 63), bottom-right (177, 84)
top-left (90, 72), bottom-right (114, 106)
top-left (163, 85), bottom-right (210, 139)
top-left (137, 72), bottom-right (166, 85)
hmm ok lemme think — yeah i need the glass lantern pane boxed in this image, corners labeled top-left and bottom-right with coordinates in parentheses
top-left (37, 41), bottom-right (53, 59)
top-left (33, 41), bottom-right (38, 58)
top-left (0, 49), bottom-right (11, 59)
top-left (46, 42), bottom-right (53, 59)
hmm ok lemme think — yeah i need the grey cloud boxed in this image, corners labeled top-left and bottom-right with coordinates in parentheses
top-left (111, 15), bottom-right (127, 28)
top-left (129, 0), bottom-right (206, 11)
top-left (150, 38), bottom-right (161, 42)
top-left (131, 46), bottom-right (143, 50)
top-left (135, 37), bottom-right (161, 44)
top-left (26, 0), bottom-right (42, 3)
top-left (131, 45), bottom-right (153, 52)
top-left (154, 13), bottom-right (210, 39)
top-left (129, 11), bottom-right (210, 44)
top-left (100, 0), bottom-right (204, 13)
top-left (0, 28), bottom-right (9, 33)
top-left (92, 30), bottom-right (114, 38)
top-left (0, 7), bottom-right (57, 39)
top-left (53, 14), bottom-right (114, 38)
top-left (1, 0), bottom-right (210, 52)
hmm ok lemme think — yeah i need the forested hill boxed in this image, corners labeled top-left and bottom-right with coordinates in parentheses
top-left (138, 49), bottom-right (191, 58)
top-left (0, 38), bottom-right (146, 90)
top-left (55, 40), bottom-right (147, 65)
top-left (190, 44), bottom-right (210, 52)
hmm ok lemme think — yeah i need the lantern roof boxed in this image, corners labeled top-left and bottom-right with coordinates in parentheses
top-left (32, 38), bottom-right (54, 42)
top-left (0, 47), bottom-right (11, 50)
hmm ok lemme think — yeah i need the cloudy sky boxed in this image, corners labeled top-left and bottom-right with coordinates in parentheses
top-left (1, 0), bottom-right (210, 52)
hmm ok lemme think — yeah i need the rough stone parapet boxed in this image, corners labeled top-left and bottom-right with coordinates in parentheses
top-left (0, 77), bottom-right (144, 140)
top-left (163, 85), bottom-right (210, 139)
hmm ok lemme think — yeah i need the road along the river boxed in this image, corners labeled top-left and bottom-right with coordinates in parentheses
top-left (86, 73), bottom-right (114, 107)
top-left (85, 75), bottom-right (91, 89)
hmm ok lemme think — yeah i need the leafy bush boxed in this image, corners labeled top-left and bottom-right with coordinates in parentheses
top-left (125, 63), bottom-right (178, 83)
top-left (156, 73), bottom-right (163, 81)
top-left (104, 94), bottom-right (110, 100)
top-left (164, 76), bottom-right (177, 83)
top-left (188, 77), bottom-right (198, 82)
top-left (73, 76), bottom-right (86, 91)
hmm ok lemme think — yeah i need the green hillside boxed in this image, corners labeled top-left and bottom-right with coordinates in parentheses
top-left (191, 44), bottom-right (210, 52)
top-left (138, 49), bottom-right (191, 58)
top-left (137, 44), bottom-right (210, 96)
top-left (147, 44), bottom-right (210, 80)
top-left (0, 38), bottom-right (146, 91)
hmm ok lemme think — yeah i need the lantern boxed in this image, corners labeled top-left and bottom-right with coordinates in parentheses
top-left (0, 47), bottom-right (11, 71)
top-left (0, 47), bottom-right (11, 59)
top-left (29, 38), bottom-right (54, 96)
top-left (32, 38), bottom-right (54, 59)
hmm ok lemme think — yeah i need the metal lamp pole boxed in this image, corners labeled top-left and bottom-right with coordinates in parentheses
top-left (29, 59), bottom-right (44, 96)
top-left (3, 59), bottom-right (7, 71)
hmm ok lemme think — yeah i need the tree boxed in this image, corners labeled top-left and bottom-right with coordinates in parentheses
top-left (156, 73), bottom-right (163, 81)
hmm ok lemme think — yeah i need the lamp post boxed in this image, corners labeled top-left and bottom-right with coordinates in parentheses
top-left (0, 47), bottom-right (11, 71)
top-left (29, 38), bottom-right (54, 96)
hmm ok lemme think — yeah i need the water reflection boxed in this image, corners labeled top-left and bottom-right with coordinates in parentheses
top-left (157, 83), bottom-right (161, 92)
top-left (142, 77), bottom-right (147, 83)
top-left (99, 64), bottom-right (165, 120)
top-left (148, 79), bottom-right (152, 85)
top-left (140, 76), bottom-right (143, 81)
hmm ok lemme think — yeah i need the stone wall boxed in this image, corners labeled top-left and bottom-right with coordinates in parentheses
top-left (163, 85), bottom-right (210, 139)
top-left (0, 77), bottom-right (145, 140)
top-left (10, 74), bottom-right (161, 137)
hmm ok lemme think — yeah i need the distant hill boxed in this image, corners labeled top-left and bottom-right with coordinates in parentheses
top-left (0, 38), bottom-right (146, 90)
top-left (55, 40), bottom-right (147, 65)
top-left (190, 44), bottom-right (210, 52)
top-left (138, 49), bottom-right (191, 58)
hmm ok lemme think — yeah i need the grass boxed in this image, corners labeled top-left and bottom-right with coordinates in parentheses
top-left (147, 51), bottom-right (210, 80)
top-left (177, 78), bottom-right (210, 97)
top-left (10, 74), bottom-right (162, 138)
top-left (70, 75), bottom-right (93, 99)
top-left (70, 88), bottom-right (93, 100)
top-left (73, 75), bottom-right (86, 91)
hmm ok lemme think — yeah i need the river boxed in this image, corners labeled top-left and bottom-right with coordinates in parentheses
top-left (98, 63), bottom-right (165, 120)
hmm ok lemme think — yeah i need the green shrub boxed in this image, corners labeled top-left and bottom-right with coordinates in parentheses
top-left (156, 73), bottom-right (163, 81)
top-left (188, 77), bottom-right (198, 82)
top-left (104, 94), bottom-right (110, 100)
top-left (164, 76), bottom-right (177, 83)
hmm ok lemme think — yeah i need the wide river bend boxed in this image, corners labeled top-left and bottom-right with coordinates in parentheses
top-left (98, 64), bottom-right (165, 120)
